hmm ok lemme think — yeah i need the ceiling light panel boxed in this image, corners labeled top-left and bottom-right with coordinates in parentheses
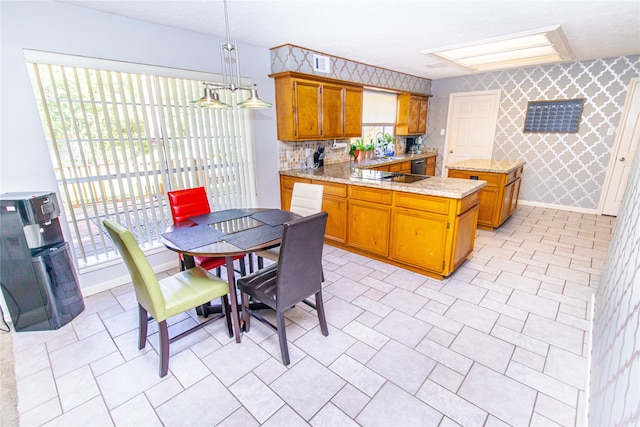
top-left (423, 26), bottom-right (573, 73)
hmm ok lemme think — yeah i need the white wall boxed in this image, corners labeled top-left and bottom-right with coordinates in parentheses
top-left (0, 0), bottom-right (280, 293)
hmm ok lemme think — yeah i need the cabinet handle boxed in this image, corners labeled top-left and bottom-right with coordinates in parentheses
top-left (619, 157), bottom-right (626, 161)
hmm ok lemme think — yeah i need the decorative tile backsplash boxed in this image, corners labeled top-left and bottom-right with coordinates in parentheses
top-left (428, 55), bottom-right (640, 210)
top-left (588, 140), bottom-right (640, 426)
top-left (270, 44), bottom-right (432, 95)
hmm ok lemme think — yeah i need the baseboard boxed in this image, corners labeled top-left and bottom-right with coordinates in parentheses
top-left (81, 259), bottom-right (178, 296)
top-left (518, 200), bottom-right (599, 215)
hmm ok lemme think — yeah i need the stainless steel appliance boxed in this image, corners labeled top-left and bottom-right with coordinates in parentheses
top-left (0, 192), bottom-right (84, 331)
top-left (411, 158), bottom-right (427, 175)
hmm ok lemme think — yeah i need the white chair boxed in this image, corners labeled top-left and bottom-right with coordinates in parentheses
top-left (256, 182), bottom-right (324, 266)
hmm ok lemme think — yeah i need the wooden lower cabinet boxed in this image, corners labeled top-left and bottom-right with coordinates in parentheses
top-left (312, 179), bottom-right (347, 244)
top-left (280, 175), bottom-right (480, 279)
top-left (447, 166), bottom-right (523, 229)
top-left (390, 208), bottom-right (448, 272)
top-left (426, 156), bottom-right (436, 176)
top-left (348, 199), bottom-right (391, 256)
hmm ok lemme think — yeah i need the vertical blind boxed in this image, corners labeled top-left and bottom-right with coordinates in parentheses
top-left (26, 52), bottom-right (257, 268)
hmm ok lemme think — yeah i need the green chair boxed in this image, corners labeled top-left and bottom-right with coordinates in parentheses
top-left (103, 219), bottom-right (233, 377)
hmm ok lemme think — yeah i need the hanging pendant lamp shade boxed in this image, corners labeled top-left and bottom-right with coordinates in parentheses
top-left (192, 85), bottom-right (231, 108)
top-left (237, 85), bottom-right (272, 109)
top-left (191, 0), bottom-right (271, 109)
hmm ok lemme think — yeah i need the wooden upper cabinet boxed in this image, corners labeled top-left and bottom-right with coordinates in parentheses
top-left (294, 80), bottom-right (322, 139)
top-left (396, 93), bottom-right (429, 135)
top-left (272, 72), bottom-right (363, 141)
top-left (322, 84), bottom-right (343, 138)
top-left (344, 86), bottom-right (363, 137)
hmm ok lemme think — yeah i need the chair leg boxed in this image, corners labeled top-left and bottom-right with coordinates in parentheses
top-left (257, 256), bottom-right (264, 269)
top-left (216, 266), bottom-right (222, 277)
top-left (248, 253), bottom-right (254, 273)
top-left (315, 291), bottom-right (329, 337)
top-left (240, 291), bottom-right (251, 332)
top-left (221, 295), bottom-right (233, 338)
top-left (239, 257), bottom-right (247, 276)
top-left (276, 311), bottom-right (290, 365)
top-left (138, 304), bottom-right (148, 349)
top-left (159, 320), bottom-right (170, 377)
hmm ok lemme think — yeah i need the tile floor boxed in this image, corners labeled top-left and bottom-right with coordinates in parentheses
top-left (9, 205), bottom-right (612, 426)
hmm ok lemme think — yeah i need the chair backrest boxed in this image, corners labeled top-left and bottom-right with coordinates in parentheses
top-left (290, 183), bottom-right (324, 217)
top-left (103, 219), bottom-right (166, 320)
top-left (275, 211), bottom-right (328, 310)
top-left (167, 187), bottom-right (210, 223)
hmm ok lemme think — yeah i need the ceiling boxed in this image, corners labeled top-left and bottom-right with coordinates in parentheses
top-left (58, 0), bottom-right (640, 80)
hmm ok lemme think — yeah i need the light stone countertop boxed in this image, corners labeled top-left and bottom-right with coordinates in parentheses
top-left (280, 157), bottom-right (486, 200)
top-left (352, 150), bottom-right (437, 169)
top-left (446, 159), bottom-right (526, 174)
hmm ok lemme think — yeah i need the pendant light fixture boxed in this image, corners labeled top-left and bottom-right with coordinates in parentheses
top-left (192, 0), bottom-right (272, 109)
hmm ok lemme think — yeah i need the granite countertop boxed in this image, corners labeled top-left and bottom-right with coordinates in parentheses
top-left (446, 159), bottom-right (526, 174)
top-left (280, 154), bottom-right (486, 200)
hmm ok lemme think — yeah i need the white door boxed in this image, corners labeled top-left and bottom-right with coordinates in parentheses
top-left (442, 90), bottom-right (501, 176)
top-left (600, 78), bottom-right (640, 216)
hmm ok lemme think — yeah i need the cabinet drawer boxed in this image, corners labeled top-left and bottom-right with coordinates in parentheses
top-left (426, 156), bottom-right (436, 166)
top-left (313, 180), bottom-right (347, 198)
top-left (389, 163), bottom-right (403, 172)
top-left (349, 186), bottom-right (392, 204)
top-left (447, 170), bottom-right (502, 187)
top-left (281, 175), bottom-right (311, 190)
top-left (394, 192), bottom-right (450, 215)
top-left (456, 192), bottom-right (480, 215)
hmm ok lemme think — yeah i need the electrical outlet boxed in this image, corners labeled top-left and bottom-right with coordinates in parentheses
top-left (305, 148), bottom-right (312, 157)
top-left (440, 129), bottom-right (445, 136)
top-left (286, 150), bottom-right (291, 160)
top-left (607, 127), bottom-right (615, 136)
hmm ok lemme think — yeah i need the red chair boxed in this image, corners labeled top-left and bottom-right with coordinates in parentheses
top-left (167, 187), bottom-right (248, 276)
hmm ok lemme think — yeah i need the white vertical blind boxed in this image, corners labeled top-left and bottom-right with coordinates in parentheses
top-left (27, 53), bottom-right (257, 268)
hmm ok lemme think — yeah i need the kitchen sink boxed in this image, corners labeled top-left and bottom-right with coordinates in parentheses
top-left (381, 173), bottom-right (430, 183)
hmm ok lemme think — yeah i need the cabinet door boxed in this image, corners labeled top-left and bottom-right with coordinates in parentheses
top-left (344, 86), bottom-right (363, 137)
top-left (323, 195), bottom-right (347, 243)
top-left (294, 80), bottom-right (322, 139)
top-left (408, 96), bottom-right (428, 134)
top-left (390, 208), bottom-right (448, 273)
top-left (501, 180), bottom-right (516, 224)
top-left (426, 157), bottom-right (436, 176)
top-left (348, 200), bottom-right (391, 256)
top-left (477, 186), bottom-right (500, 228)
top-left (322, 84), bottom-right (343, 138)
top-left (449, 203), bottom-right (479, 272)
top-left (408, 97), bottom-right (422, 134)
top-left (417, 97), bottom-right (429, 134)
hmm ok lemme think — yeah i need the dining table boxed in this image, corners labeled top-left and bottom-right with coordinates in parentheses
top-left (160, 207), bottom-right (300, 343)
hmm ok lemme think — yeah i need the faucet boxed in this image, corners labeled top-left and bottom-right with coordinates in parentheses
top-left (375, 132), bottom-right (385, 157)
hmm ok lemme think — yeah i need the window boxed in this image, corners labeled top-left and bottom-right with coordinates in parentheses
top-left (26, 51), bottom-right (257, 269)
top-left (359, 89), bottom-right (397, 144)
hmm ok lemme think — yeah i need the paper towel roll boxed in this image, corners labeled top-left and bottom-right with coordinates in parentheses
top-left (332, 141), bottom-right (348, 150)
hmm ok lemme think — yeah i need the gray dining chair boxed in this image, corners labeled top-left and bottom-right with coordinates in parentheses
top-left (237, 211), bottom-right (329, 365)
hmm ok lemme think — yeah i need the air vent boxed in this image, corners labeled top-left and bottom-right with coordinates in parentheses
top-left (313, 54), bottom-right (330, 73)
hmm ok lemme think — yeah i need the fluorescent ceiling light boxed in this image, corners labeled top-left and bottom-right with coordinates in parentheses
top-left (422, 26), bottom-right (573, 73)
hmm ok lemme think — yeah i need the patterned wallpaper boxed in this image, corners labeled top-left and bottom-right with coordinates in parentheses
top-left (428, 55), bottom-right (640, 210)
top-left (270, 44), bottom-right (431, 95)
top-left (588, 136), bottom-right (640, 425)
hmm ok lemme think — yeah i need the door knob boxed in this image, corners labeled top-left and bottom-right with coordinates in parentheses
top-left (619, 157), bottom-right (626, 161)
top-left (449, 150), bottom-right (454, 154)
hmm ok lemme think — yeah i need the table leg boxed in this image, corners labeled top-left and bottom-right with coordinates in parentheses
top-left (225, 255), bottom-right (242, 343)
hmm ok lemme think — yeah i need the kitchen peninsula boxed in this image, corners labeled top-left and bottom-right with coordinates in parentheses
top-left (279, 154), bottom-right (486, 280)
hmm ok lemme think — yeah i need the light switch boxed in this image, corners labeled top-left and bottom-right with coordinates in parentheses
top-left (440, 129), bottom-right (445, 136)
